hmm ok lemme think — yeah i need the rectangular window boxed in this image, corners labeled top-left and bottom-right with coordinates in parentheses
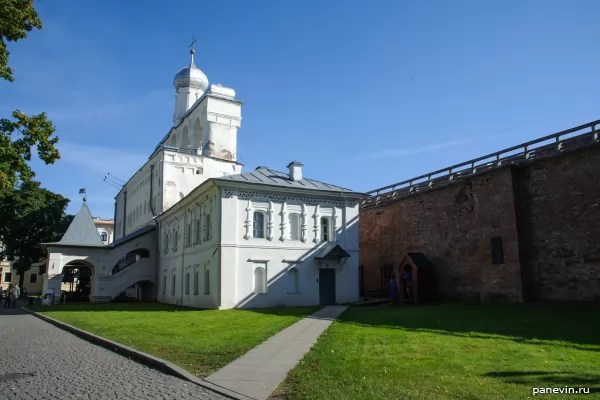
top-left (253, 212), bottom-right (265, 238)
top-left (197, 217), bottom-right (202, 244)
top-left (163, 275), bottom-right (167, 294)
top-left (4, 272), bottom-right (12, 283)
top-left (321, 217), bottom-right (330, 242)
top-left (185, 272), bottom-right (190, 295)
top-left (491, 236), bottom-right (504, 264)
top-left (186, 222), bottom-right (192, 247)
top-left (171, 274), bottom-right (176, 295)
top-left (204, 267), bottom-right (210, 295)
top-left (194, 270), bottom-right (199, 295)
top-left (29, 273), bottom-right (38, 284)
top-left (204, 214), bottom-right (212, 241)
top-left (288, 213), bottom-right (300, 241)
top-left (192, 216), bottom-right (197, 244)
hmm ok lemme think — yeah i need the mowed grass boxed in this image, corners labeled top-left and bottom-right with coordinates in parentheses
top-left (30, 302), bottom-right (319, 377)
top-left (274, 303), bottom-right (600, 400)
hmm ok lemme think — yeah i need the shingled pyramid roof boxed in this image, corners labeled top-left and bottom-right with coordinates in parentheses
top-left (46, 202), bottom-right (106, 247)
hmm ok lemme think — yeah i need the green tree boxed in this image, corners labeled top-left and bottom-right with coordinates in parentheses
top-left (0, 0), bottom-right (60, 192)
top-left (0, 181), bottom-right (73, 290)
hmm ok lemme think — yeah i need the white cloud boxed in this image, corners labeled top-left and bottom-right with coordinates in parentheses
top-left (57, 141), bottom-right (148, 179)
top-left (355, 133), bottom-right (517, 161)
top-left (46, 90), bottom-right (169, 122)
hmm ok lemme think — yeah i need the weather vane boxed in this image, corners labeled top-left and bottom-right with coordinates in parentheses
top-left (189, 36), bottom-right (196, 63)
top-left (190, 36), bottom-right (196, 54)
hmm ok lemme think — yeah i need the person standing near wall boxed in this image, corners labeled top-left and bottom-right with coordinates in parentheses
top-left (389, 274), bottom-right (398, 306)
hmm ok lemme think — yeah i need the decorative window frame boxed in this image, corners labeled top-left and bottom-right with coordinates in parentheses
top-left (245, 199), bottom-right (274, 241)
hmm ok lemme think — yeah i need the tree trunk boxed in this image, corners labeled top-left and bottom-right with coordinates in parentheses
top-left (16, 258), bottom-right (31, 292)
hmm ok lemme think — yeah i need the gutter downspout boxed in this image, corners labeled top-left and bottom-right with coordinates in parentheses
top-left (123, 191), bottom-right (128, 238)
top-left (341, 192), bottom-right (348, 248)
top-left (179, 202), bottom-right (186, 307)
top-left (113, 198), bottom-right (117, 243)
top-left (150, 164), bottom-right (159, 301)
top-left (217, 186), bottom-right (222, 309)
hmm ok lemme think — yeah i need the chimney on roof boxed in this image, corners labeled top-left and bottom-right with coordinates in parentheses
top-left (287, 161), bottom-right (303, 181)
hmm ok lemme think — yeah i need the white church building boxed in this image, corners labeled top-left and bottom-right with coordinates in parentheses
top-left (42, 48), bottom-right (364, 309)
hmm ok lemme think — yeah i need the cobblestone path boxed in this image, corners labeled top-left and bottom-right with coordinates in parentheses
top-left (0, 302), bottom-right (227, 400)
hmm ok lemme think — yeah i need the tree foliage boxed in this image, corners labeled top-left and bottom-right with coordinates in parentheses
top-left (0, 0), bottom-right (60, 193)
top-left (0, 181), bottom-right (73, 287)
top-left (0, 0), bottom-right (42, 82)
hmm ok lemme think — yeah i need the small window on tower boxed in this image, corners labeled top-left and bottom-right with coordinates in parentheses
top-left (490, 236), bottom-right (504, 265)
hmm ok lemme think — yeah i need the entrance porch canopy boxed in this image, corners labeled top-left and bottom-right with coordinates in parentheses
top-left (314, 243), bottom-right (351, 260)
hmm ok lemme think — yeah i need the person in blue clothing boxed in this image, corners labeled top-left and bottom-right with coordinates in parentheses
top-left (389, 274), bottom-right (398, 305)
top-left (401, 267), bottom-right (413, 301)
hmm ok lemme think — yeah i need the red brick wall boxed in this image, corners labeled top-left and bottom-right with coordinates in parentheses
top-left (360, 144), bottom-right (600, 302)
top-left (513, 146), bottom-right (600, 301)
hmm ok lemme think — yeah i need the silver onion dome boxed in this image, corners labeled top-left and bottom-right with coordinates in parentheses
top-left (173, 50), bottom-right (209, 91)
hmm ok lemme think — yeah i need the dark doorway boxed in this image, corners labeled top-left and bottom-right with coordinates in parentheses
top-left (319, 268), bottom-right (336, 305)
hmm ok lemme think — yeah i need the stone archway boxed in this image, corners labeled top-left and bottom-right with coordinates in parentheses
top-left (61, 260), bottom-right (96, 302)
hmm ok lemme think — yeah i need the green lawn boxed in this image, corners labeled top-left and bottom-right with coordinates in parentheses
top-left (274, 303), bottom-right (600, 400)
top-left (30, 302), bottom-right (319, 377)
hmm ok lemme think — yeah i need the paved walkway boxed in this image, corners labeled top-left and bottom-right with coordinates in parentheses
top-left (0, 300), bottom-right (226, 400)
top-left (205, 305), bottom-right (348, 400)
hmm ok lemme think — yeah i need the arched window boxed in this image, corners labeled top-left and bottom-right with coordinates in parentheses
top-left (194, 270), bottom-right (199, 295)
top-left (204, 268), bottom-right (210, 295)
top-left (253, 212), bottom-right (265, 238)
top-left (253, 266), bottom-right (267, 294)
top-left (288, 213), bottom-right (300, 241)
top-left (288, 267), bottom-right (300, 293)
top-left (100, 231), bottom-right (108, 242)
top-left (185, 272), bottom-right (190, 295)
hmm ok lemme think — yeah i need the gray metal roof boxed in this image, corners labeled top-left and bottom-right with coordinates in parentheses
top-left (314, 243), bottom-right (352, 260)
top-left (214, 167), bottom-right (357, 193)
top-left (108, 224), bottom-right (155, 249)
top-left (46, 203), bottom-right (106, 247)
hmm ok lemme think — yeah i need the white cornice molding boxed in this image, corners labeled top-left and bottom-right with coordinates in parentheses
top-left (217, 181), bottom-right (366, 200)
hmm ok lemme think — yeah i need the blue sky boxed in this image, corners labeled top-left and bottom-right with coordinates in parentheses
top-left (2, 0), bottom-right (599, 218)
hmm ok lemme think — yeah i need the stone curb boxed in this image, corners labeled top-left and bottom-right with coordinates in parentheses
top-left (22, 307), bottom-right (255, 400)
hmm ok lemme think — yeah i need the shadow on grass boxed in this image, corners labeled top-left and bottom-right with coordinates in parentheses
top-left (28, 302), bottom-right (210, 313)
top-left (337, 301), bottom-right (600, 351)
top-left (483, 371), bottom-right (600, 393)
top-left (29, 301), bottom-right (319, 318)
